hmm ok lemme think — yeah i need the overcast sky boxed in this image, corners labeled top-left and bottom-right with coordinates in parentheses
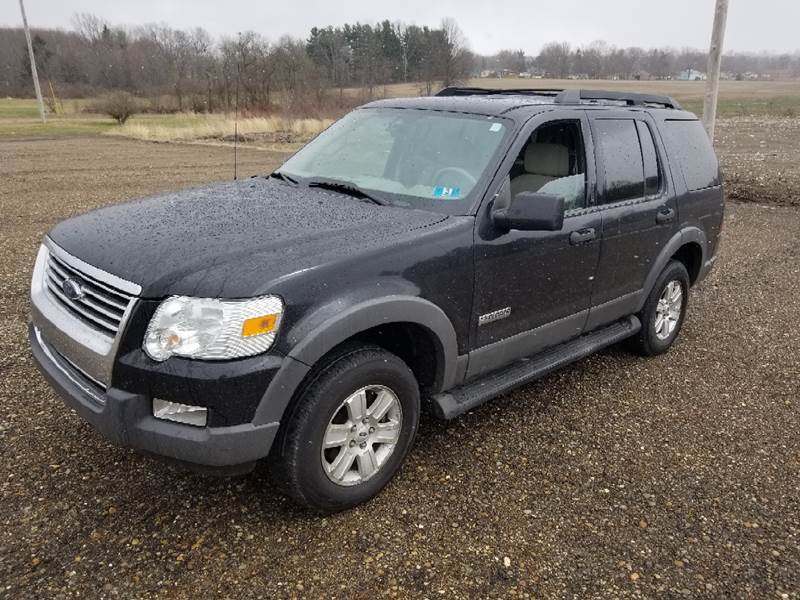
top-left (5, 0), bottom-right (799, 55)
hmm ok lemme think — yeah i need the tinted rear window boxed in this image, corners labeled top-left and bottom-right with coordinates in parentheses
top-left (594, 119), bottom-right (644, 203)
top-left (663, 119), bottom-right (720, 191)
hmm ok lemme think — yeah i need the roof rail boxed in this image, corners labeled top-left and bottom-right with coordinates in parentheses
top-left (435, 86), bottom-right (682, 109)
top-left (554, 89), bottom-right (682, 109)
top-left (436, 86), bottom-right (564, 97)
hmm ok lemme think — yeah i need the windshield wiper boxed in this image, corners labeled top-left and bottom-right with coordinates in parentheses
top-left (269, 170), bottom-right (299, 185)
top-left (306, 178), bottom-right (386, 206)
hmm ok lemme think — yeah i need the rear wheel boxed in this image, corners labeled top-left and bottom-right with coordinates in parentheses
top-left (269, 345), bottom-right (420, 512)
top-left (627, 260), bottom-right (690, 356)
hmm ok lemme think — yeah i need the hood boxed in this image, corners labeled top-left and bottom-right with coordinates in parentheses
top-left (48, 178), bottom-right (448, 298)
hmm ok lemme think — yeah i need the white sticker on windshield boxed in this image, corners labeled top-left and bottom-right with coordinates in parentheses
top-left (489, 123), bottom-right (502, 132)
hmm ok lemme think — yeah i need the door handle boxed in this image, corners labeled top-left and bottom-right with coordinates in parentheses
top-left (569, 227), bottom-right (596, 245)
top-left (656, 207), bottom-right (675, 224)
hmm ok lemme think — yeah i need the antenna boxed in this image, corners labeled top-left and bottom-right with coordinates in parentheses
top-left (234, 50), bottom-right (240, 181)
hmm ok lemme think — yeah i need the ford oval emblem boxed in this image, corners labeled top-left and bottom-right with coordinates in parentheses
top-left (62, 277), bottom-right (85, 301)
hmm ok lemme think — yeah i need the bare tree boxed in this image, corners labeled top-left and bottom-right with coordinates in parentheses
top-left (71, 12), bottom-right (106, 44)
top-left (437, 18), bottom-right (473, 87)
top-left (537, 42), bottom-right (572, 78)
top-left (645, 48), bottom-right (676, 79)
top-left (492, 49), bottom-right (527, 74)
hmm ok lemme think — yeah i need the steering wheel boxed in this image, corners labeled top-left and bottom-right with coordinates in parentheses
top-left (432, 167), bottom-right (477, 189)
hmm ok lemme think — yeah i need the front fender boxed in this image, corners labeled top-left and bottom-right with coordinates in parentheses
top-left (287, 294), bottom-right (459, 389)
top-left (251, 294), bottom-right (460, 426)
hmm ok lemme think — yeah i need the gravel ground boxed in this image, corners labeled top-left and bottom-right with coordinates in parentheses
top-left (717, 117), bottom-right (800, 207)
top-left (1, 135), bottom-right (799, 599)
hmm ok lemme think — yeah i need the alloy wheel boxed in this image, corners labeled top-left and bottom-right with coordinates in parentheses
top-left (321, 385), bottom-right (403, 486)
top-left (654, 280), bottom-right (683, 341)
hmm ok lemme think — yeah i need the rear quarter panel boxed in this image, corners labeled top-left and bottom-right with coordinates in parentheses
top-left (655, 112), bottom-right (725, 261)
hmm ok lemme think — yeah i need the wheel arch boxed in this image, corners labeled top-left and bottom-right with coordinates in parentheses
top-left (636, 227), bottom-right (707, 312)
top-left (254, 296), bottom-right (459, 427)
top-left (671, 240), bottom-right (704, 285)
top-left (287, 296), bottom-right (459, 392)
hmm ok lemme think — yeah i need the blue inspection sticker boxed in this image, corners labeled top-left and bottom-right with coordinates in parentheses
top-left (433, 186), bottom-right (461, 199)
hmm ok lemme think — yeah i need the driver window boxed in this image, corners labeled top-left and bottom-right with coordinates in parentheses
top-left (509, 120), bottom-right (587, 211)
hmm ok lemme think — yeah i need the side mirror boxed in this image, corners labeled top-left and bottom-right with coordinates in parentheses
top-left (493, 192), bottom-right (565, 232)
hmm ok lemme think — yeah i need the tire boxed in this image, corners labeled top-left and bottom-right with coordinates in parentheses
top-left (627, 260), bottom-right (690, 356)
top-left (269, 344), bottom-right (420, 512)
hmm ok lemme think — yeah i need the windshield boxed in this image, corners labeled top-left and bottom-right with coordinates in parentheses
top-left (278, 108), bottom-right (511, 214)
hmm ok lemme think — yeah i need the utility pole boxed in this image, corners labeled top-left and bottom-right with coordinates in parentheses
top-left (19, 0), bottom-right (47, 123)
top-left (702, 0), bottom-right (729, 142)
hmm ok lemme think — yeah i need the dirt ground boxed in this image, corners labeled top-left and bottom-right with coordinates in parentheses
top-left (1, 128), bottom-right (799, 599)
top-left (716, 117), bottom-right (800, 207)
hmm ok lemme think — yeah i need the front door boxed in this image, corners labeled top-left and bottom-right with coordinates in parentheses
top-left (468, 111), bottom-right (601, 379)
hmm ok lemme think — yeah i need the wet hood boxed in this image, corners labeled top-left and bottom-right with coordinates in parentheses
top-left (48, 178), bottom-right (448, 298)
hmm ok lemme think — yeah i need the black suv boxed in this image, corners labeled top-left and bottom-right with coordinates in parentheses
top-left (29, 88), bottom-right (724, 511)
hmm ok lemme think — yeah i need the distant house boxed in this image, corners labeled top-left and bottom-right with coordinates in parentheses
top-left (478, 69), bottom-right (519, 78)
top-left (740, 71), bottom-right (769, 80)
top-left (677, 69), bottom-right (707, 81)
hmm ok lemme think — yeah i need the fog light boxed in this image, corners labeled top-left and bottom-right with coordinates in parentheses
top-left (153, 399), bottom-right (208, 427)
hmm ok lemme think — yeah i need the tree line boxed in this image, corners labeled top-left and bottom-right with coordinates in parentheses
top-left (2, 14), bottom-right (798, 114)
top-left (1, 14), bottom-right (471, 114)
top-left (493, 41), bottom-right (800, 81)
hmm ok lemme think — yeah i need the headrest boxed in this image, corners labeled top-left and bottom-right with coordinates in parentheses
top-left (524, 143), bottom-right (569, 177)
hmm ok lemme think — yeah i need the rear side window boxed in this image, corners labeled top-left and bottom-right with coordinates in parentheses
top-left (662, 119), bottom-right (720, 191)
top-left (594, 120), bottom-right (644, 203)
top-left (636, 121), bottom-right (660, 196)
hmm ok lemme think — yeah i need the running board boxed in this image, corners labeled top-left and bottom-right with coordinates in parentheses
top-left (431, 315), bottom-right (641, 420)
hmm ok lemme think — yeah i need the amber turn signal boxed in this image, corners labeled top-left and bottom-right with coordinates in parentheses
top-left (241, 314), bottom-right (278, 337)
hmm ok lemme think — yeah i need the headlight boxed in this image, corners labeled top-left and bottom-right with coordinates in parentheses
top-left (143, 295), bottom-right (283, 361)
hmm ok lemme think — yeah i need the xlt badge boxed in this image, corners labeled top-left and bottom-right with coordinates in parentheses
top-left (478, 307), bottom-right (511, 326)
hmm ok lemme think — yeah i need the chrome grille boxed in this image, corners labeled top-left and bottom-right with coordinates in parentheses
top-left (34, 326), bottom-right (107, 403)
top-left (44, 249), bottom-right (135, 336)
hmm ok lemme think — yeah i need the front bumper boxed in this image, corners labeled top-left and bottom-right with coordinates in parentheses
top-left (30, 323), bottom-right (279, 474)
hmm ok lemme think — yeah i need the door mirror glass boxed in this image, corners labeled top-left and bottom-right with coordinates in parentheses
top-left (493, 192), bottom-right (565, 231)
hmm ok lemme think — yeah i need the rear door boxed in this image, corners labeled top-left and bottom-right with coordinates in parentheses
top-left (584, 110), bottom-right (679, 329)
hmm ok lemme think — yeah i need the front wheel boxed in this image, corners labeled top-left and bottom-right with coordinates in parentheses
top-left (627, 260), bottom-right (690, 356)
top-left (269, 345), bottom-right (420, 512)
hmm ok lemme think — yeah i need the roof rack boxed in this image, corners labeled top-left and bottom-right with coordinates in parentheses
top-left (554, 89), bottom-right (682, 109)
top-left (435, 86), bottom-right (682, 109)
top-left (436, 87), bottom-right (564, 97)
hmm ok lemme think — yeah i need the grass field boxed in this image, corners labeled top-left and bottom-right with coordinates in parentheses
top-left (104, 113), bottom-right (333, 152)
top-left (0, 98), bottom-right (113, 137)
top-left (2, 79), bottom-right (799, 142)
top-left (0, 101), bottom-right (331, 146)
